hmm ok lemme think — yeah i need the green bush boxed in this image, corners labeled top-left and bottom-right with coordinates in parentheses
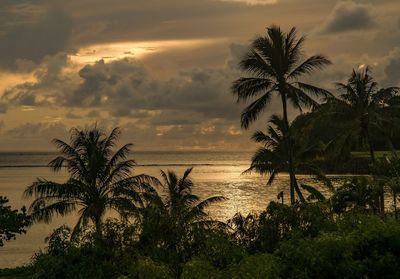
top-left (198, 230), bottom-right (245, 269)
top-left (181, 258), bottom-right (222, 279)
top-left (32, 247), bottom-right (120, 279)
top-left (228, 253), bottom-right (280, 279)
top-left (0, 266), bottom-right (34, 279)
top-left (277, 234), bottom-right (360, 279)
top-left (277, 214), bottom-right (400, 279)
top-left (126, 257), bottom-right (173, 279)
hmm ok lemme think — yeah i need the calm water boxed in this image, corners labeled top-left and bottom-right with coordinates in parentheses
top-left (0, 151), bottom-right (335, 268)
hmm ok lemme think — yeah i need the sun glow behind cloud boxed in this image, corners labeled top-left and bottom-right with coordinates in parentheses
top-left (70, 38), bottom-right (226, 64)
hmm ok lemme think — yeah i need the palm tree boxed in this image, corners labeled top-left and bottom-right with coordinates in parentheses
top-left (245, 115), bottom-right (331, 203)
top-left (139, 168), bottom-right (225, 268)
top-left (330, 66), bottom-right (400, 163)
top-left (24, 126), bottom-right (159, 238)
top-left (232, 25), bottom-right (331, 204)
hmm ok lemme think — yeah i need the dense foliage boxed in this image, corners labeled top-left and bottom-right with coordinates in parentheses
top-left (0, 196), bottom-right (30, 247)
top-left (5, 195), bottom-right (400, 279)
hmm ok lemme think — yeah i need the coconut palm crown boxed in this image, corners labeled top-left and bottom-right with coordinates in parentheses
top-left (232, 25), bottom-right (332, 129)
top-left (24, 126), bottom-right (159, 238)
top-left (330, 66), bottom-right (400, 162)
top-left (245, 114), bottom-right (330, 202)
top-left (146, 167), bottom-right (225, 229)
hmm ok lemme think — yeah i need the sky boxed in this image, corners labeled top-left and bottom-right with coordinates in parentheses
top-left (0, 0), bottom-right (399, 151)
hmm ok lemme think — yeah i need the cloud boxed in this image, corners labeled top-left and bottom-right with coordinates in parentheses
top-left (383, 48), bottom-right (400, 86)
top-left (0, 2), bottom-right (72, 70)
top-left (59, 45), bottom-right (247, 122)
top-left (1, 52), bottom-right (73, 107)
top-left (320, 1), bottom-right (376, 34)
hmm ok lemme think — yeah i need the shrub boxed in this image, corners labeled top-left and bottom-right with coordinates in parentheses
top-left (181, 258), bottom-right (222, 279)
top-left (228, 253), bottom-right (280, 279)
top-left (126, 257), bottom-right (173, 279)
top-left (277, 215), bottom-right (400, 279)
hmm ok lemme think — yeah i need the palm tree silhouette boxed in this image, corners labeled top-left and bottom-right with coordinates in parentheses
top-left (245, 114), bottom-right (330, 202)
top-left (140, 168), bottom-right (225, 267)
top-left (24, 126), bottom-right (159, 238)
top-left (232, 25), bottom-right (331, 203)
top-left (330, 66), bottom-right (400, 163)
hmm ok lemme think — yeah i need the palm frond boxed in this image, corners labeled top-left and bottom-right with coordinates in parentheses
top-left (195, 196), bottom-right (227, 212)
top-left (232, 77), bottom-right (274, 103)
top-left (288, 55), bottom-right (331, 80)
top-left (241, 91), bottom-right (273, 129)
top-left (300, 184), bottom-right (326, 201)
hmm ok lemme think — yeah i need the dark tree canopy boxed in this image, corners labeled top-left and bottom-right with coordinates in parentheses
top-left (0, 196), bottom-right (30, 247)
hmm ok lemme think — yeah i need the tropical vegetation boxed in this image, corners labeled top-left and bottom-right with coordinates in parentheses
top-left (2, 25), bottom-right (400, 279)
top-left (232, 25), bottom-right (331, 204)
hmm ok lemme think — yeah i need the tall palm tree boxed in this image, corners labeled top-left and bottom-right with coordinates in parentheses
top-left (331, 66), bottom-right (400, 163)
top-left (232, 25), bottom-right (331, 204)
top-left (245, 114), bottom-right (331, 203)
top-left (24, 126), bottom-right (159, 238)
top-left (139, 168), bottom-right (225, 268)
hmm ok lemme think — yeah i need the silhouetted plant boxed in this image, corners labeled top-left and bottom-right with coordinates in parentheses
top-left (245, 114), bottom-right (332, 202)
top-left (327, 67), bottom-right (400, 163)
top-left (0, 196), bottom-right (30, 247)
top-left (24, 126), bottom-right (159, 239)
top-left (229, 201), bottom-right (334, 253)
top-left (139, 168), bottom-right (226, 273)
top-left (233, 25), bottom-right (331, 204)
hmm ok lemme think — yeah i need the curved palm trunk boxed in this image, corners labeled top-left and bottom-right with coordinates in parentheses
top-left (367, 136), bottom-right (376, 164)
top-left (92, 216), bottom-right (103, 244)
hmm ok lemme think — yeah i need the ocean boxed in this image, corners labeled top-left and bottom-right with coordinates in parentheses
top-left (0, 151), bottom-right (333, 268)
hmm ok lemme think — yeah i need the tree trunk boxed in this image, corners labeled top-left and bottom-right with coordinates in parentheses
top-left (366, 127), bottom-right (375, 163)
top-left (281, 93), bottom-right (298, 204)
top-left (369, 141), bottom-right (376, 164)
top-left (93, 216), bottom-right (103, 244)
top-left (293, 177), bottom-right (305, 203)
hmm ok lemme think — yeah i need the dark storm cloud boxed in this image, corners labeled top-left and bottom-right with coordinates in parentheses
top-left (0, 0), bottom-right (334, 70)
top-left (320, 1), bottom-right (376, 34)
top-left (60, 44), bottom-right (248, 122)
top-left (0, 1), bottom-right (72, 70)
top-left (1, 53), bottom-right (71, 106)
top-left (64, 0), bottom-right (276, 45)
top-left (0, 0), bottom-right (274, 70)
